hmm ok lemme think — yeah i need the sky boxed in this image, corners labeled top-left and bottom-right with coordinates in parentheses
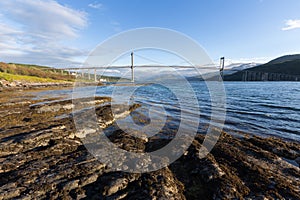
top-left (1, 0), bottom-right (300, 70)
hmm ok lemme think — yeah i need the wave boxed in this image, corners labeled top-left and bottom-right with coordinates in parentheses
top-left (257, 103), bottom-right (300, 112)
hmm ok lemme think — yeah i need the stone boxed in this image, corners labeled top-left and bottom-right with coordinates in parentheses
top-left (295, 157), bottom-right (300, 167)
top-left (104, 178), bottom-right (128, 196)
top-left (0, 92), bottom-right (299, 199)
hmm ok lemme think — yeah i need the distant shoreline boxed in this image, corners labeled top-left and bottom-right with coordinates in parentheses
top-left (0, 79), bottom-right (73, 91)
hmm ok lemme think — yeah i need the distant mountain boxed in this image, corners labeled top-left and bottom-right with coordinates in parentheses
top-left (223, 63), bottom-right (260, 75)
top-left (224, 55), bottom-right (300, 81)
top-left (186, 63), bottom-right (260, 81)
top-left (267, 54), bottom-right (300, 65)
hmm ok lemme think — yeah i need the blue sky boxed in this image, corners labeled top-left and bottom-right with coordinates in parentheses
top-left (1, 0), bottom-right (300, 68)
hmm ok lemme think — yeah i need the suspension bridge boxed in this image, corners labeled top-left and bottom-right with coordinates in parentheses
top-left (52, 53), bottom-right (299, 82)
top-left (52, 52), bottom-right (224, 82)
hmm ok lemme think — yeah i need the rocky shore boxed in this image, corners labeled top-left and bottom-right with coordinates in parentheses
top-left (0, 79), bottom-right (73, 91)
top-left (0, 89), bottom-right (299, 199)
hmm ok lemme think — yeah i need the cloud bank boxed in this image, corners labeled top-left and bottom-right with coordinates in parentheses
top-left (0, 0), bottom-right (88, 66)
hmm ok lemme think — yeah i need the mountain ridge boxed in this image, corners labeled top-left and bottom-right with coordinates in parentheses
top-left (223, 54), bottom-right (300, 81)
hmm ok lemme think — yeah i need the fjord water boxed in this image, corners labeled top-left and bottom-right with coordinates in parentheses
top-left (92, 81), bottom-right (299, 141)
top-left (219, 82), bottom-right (299, 141)
top-left (40, 81), bottom-right (300, 141)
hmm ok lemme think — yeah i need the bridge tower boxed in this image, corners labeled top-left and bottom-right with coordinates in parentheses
top-left (131, 52), bottom-right (134, 82)
top-left (220, 57), bottom-right (225, 81)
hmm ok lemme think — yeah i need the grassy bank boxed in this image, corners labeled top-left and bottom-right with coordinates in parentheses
top-left (0, 62), bottom-right (74, 83)
top-left (0, 72), bottom-right (70, 83)
top-left (0, 62), bottom-right (129, 84)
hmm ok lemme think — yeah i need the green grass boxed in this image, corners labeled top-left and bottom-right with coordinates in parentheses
top-left (0, 72), bottom-right (70, 83)
top-left (0, 62), bottom-right (127, 83)
top-left (0, 62), bottom-right (75, 81)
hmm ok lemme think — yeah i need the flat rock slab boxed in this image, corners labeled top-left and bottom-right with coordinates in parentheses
top-left (0, 91), bottom-right (299, 199)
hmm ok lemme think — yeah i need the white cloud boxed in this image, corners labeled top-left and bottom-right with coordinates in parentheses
top-left (0, 0), bottom-right (88, 66)
top-left (282, 19), bottom-right (300, 31)
top-left (88, 2), bottom-right (102, 9)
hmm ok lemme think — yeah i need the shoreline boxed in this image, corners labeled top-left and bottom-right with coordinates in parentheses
top-left (0, 89), bottom-right (299, 199)
top-left (0, 80), bottom-right (73, 92)
top-left (0, 80), bottom-right (106, 93)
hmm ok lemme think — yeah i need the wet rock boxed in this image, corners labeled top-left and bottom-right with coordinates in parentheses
top-left (30, 96), bottom-right (111, 113)
top-left (0, 78), bottom-right (74, 90)
top-left (0, 92), bottom-right (299, 199)
top-left (0, 183), bottom-right (26, 199)
top-left (295, 157), bottom-right (300, 167)
top-left (62, 179), bottom-right (80, 191)
top-left (75, 128), bottom-right (97, 139)
top-left (104, 178), bottom-right (128, 196)
top-left (80, 173), bottom-right (99, 187)
top-left (141, 168), bottom-right (186, 200)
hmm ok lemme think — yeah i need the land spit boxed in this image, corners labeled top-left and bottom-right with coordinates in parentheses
top-left (0, 89), bottom-right (299, 199)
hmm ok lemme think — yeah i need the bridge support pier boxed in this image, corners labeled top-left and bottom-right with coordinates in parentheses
top-left (131, 52), bottom-right (134, 82)
top-left (219, 57), bottom-right (225, 81)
